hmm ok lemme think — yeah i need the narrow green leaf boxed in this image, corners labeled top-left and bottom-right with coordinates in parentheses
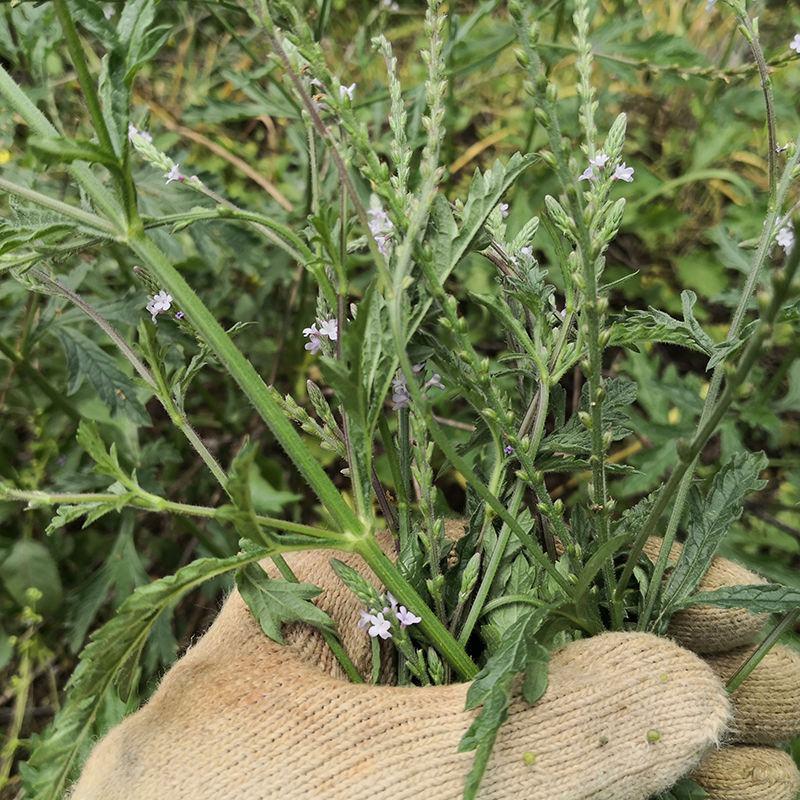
top-left (683, 584), bottom-right (800, 613)
top-left (662, 451), bottom-right (767, 611)
top-left (28, 135), bottom-right (119, 169)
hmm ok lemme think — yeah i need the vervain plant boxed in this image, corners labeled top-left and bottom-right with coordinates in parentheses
top-left (0, 1), bottom-right (798, 798)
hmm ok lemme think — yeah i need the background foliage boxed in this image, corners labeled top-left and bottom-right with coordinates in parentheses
top-left (1, 0), bottom-right (799, 795)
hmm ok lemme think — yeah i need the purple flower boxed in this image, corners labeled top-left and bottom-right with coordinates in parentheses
top-left (396, 606), bottom-right (421, 628)
top-left (391, 370), bottom-right (410, 410)
top-left (368, 205), bottom-right (394, 257)
top-left (518, 245), bottom-right (533, 258)
top-left (339, 83), bottom-right (356, 102)
top-left (303, 323), bottom-right (322, 354)
top-left (499, 202), bottom-right (510, 219)
top-left (578, 166), bottom-right (594, 182)
top-left (367, 612), bottom-right (392, 639)
top-left (589, 152), bottom-right (610, 170)
top-left (175, 310), bottom-right (185, 320)
top-left (504, 445), bottom-right (514, 456)
top-left (317, 318), bottom-right (338, 341)
top-left (612, 162), bottom-right (635, 183)
top-left (424, 373), bottom-right (445, 392)
top-left (777, 226), bottom-right (795, 254)
top-left (165, 164), bottom-right (184, 184)
top-left (791, 34), bottom-right (800, 54)
top-left (303, 318), bottom-right (338, 354)
top-left (145, 290), bottom-right (172, 322)
top-left (357, 609), bottom-right (373, 630)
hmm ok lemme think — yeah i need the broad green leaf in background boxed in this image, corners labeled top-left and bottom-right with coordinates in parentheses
top-left (55, 327), bottom-right (150, 424)
top-left (0, 539), bottom-right (63, 616)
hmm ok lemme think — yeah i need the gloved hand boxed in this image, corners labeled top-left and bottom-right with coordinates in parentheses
top-left (71, 533), bottom-right (800, 800)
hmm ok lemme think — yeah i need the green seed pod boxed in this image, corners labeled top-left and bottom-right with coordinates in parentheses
top-left (458, 553), bottom-right (481, 603)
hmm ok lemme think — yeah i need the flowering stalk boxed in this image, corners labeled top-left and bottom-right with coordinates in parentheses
top-left (637, 130), bottom-right (800, 631)
top-left (511, 0), bottom-right (620, 620)
top-left (619, 217), bottom-right (800, 607)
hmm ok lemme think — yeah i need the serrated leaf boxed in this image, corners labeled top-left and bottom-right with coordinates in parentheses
top-left (235, 562), bottom-right (334, 644)
top-left (459, 608), bottom-right (550, 800)
top-left (609, 306), bottom-right (712, 353)
top-left (21, 550), bottom-right (269, 800)
top-left (55, 327), bottom-right (149, 424)
top-left (28, 135), bottom-right (118, 169)
top-left (75, 421), bottom-right (130, 484)
top-left (662, 451), bottom-right (768, 611)
top-left (521, 643), bottom-right (549, 703)
top-left (465, 607), bottom-right (549, 710)
top-left (682, 583), bottom-right (800, 613)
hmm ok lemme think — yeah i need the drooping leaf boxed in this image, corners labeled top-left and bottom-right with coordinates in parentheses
top-left (661, 451), bottom-right (767, 612)
top-left (235, 562), bottom-right (334, 644)
top-left (459, 608), bottom-right (550, 800)
top-left (21, 550), bottom-right (269, 800)
top-left (465, 607), bottom-right (549, 711)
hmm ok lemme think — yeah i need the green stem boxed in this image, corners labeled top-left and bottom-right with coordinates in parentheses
top-left (53, 0), bottom-right (114, 155)
top-left (637, 135), bottom-right (800, 631)
top-left (354, 535), bottom-right (478, 680)
top-left (726, 609), bottom-right (800, 694)
top-left (618, 233), bottom-right (800, 605)
top-left (458, 480), bottom-right (526, 644)
top-left (127, 232), bottom-right (361, 537)
top-left (1, 486), bottom-right (344, 540)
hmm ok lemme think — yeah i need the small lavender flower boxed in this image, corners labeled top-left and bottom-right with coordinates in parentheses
top-left (128, 123), bottom-right (153, 144)
top-left (499, 202), bottom-right (510, 219)
top-left (175, 311), bottom-right (185, 320)
top-left (424, 373), bottom-right (445, 392)
top-left (367, 612), bottom-right (392, 640)
top-left (386, 592), bottom-right (398, 611)
top-left (777, 225), bottom-right (795, 254)
top-left (303, 323), bottom-right (322, 354)
top-left (504, 445), bottom-right (514, 456)
top-left (357, 609), bottom-right (373, 630)
top-left (612, 162), bottom-right (635, 183)
top-left (589, 152), bottom-right (610, 170)
top-left (145, 290), bottom-right (173, 322)
top-left (165, 164), bottom-right (184, 184)
top-left (368, 205), bottom-right (394, 257)
top-left (578, 166), bottom-right (594, 182)
top-left (317, 318), bottom-right (338, 341)
top-left (518, 245), bottom-right (533, 258)
top-left (339, 83), bottom-right (356, 102)
top-left (791, 34), bottom-right (800, 54)
top-left (391, 370), bottom-right (411, 410)
top-left (396, 606), bottom-right (421, 628)
top-left (303, 318), bottom-right (338, 354)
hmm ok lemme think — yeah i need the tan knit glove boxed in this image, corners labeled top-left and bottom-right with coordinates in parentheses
top-left (71, 538), bottom-right (800, 800)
